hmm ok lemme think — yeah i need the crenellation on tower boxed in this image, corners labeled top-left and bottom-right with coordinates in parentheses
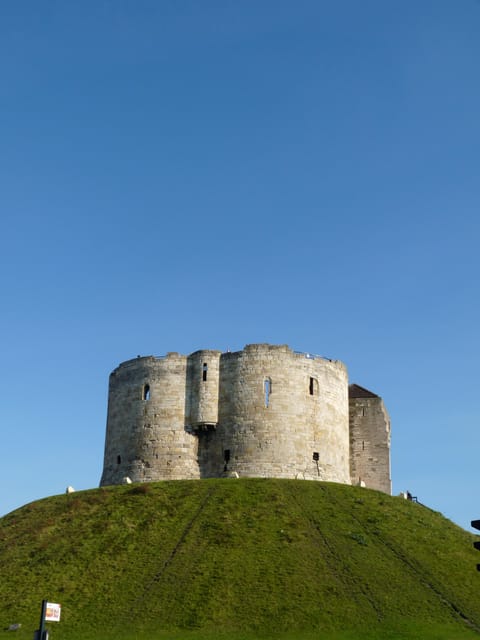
top-left (100, 344), bottom-right (391, 493)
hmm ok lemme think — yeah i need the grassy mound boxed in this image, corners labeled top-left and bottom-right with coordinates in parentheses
top-left (0, 479), bottom-right (479, 640)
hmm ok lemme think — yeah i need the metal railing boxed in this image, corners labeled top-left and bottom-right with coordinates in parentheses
top-left (294, 351), bottom-right (332, 362)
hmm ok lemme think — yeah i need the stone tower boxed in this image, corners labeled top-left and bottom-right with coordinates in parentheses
top-left (349, 384), bottom-right (391, 494)
top-left (100, 344), bottom-right (391, 493)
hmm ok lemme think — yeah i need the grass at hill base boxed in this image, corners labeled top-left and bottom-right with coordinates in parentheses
top-left (6, 623), bottom-right (479, 640)
top-left (1, 479), bottom-right (479, 640)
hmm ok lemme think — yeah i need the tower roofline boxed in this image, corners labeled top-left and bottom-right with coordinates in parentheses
top-left (348, 384), bottom-right (379, 398)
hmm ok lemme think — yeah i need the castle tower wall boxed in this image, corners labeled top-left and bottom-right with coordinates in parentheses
top-left (349, 385), bottom-right (391, 494)
top-left (100, 345), bottom-right (390, 492)
top-left (100, 354), bottom-right (199, 485)
top-left (216, 344), bottom-right (350, 482)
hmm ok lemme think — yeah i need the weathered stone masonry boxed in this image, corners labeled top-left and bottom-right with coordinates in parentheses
top-left (100, 344), bottom-right (391, 494)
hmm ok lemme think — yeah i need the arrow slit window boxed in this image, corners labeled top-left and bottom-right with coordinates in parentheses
top-left (264, 377), bottom-right (272, 408)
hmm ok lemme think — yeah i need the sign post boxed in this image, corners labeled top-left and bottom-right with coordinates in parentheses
top-left (37, 600), bottom-right (47, 640)
top-left (35, 600), bottom-right (61, 640)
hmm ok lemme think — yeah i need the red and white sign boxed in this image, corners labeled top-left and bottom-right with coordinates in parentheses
top-left (45, 603), bottom-right (61, 622)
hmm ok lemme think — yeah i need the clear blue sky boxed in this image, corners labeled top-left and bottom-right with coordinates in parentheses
top-left (1, 1), bottom-right (479, 530)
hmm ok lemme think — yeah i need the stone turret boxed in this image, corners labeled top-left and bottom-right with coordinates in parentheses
top-left (216, 344), bottom-right (349, 482)
top-left (185, 350), bottom-right (221, 430)
top-left (101, 353), bottom-right (198, 485)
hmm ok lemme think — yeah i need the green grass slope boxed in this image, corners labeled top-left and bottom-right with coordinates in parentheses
top-left (1, 479), bottom-right (479, 640)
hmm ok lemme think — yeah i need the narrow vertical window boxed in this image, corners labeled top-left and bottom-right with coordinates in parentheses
top-left (309, 377), bottom-right (318, 396)
top-left (143, 384), bottom-right (150, 401)
top-left (202, 362), bottom-right (208, 382)
top-left (223, 449), bottom-right (231, 472)
top-left (117, 455), bottom-right (121, 464)
top-left (309, 377), bottom-right (314, 395)
top-left (313, 451), bottom-right (320, 477)
top-left (264, 377), bottom-right (272, 408)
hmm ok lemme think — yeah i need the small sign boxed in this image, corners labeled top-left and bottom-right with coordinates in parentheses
top-left (45, 603), bottom-right (61, 622)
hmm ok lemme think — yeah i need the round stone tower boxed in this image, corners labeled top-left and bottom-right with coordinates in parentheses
top-left (217, 344), bottom-right (350, 482)
top-left (100, 344), bottom-right (357, 488)
top-left (100, 353), bottom-right (199, 485)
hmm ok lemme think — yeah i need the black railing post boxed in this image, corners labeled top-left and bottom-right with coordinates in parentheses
top-left (471, 520), bottom-right (480, 571)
